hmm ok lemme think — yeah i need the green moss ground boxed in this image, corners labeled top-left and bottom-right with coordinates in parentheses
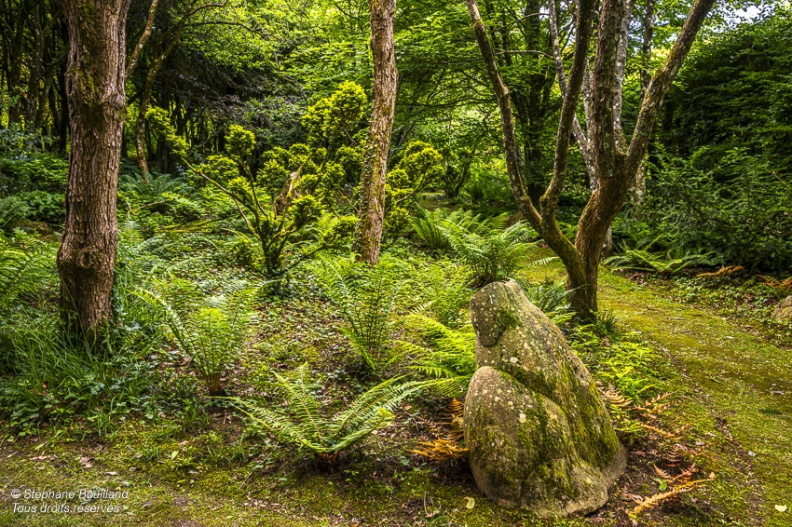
top-left (1, 253), bottom-right (790, 527)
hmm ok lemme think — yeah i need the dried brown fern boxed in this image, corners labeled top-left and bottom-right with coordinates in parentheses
top-left (636, 392), bottom-right (672, 420)
top-left (641, 423), bottom-right (676, 438)
top-left (760, 275), bottom-right (792, 292)
top-left (628, 480), bottom-right (707, 518)
top-left (603, 387), bottom-right (632, 408)
top-left (410, 398), bottom-right (468, 462)
top-left (696, 265), bottom-right (744, 279)
top-left (409, 437), bottom-right (469, 461)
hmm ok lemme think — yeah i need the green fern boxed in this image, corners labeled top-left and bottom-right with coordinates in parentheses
top-left (605, 237), bottom-right (717, 275)
top-left (410, 207), bottom-right (451, 251)
top-left (0, 234), bottom-right (52, 315)
top-left (120, 171), bottom-right (192, 199)
top-left (231, 364), bottom-right (424, 464)
top-left (412, 262), bottom-right (472, 329)
top-left (0, 196), bottom-right (29, 232)
top-left (442, 219), bottom-right (535, 286)
top-left (137, 279), bottom-right (255, 395)
top-left (311, 256), bottom-right (406, 372)
top-left (514, 277), bottom-right (574, 325)
top-left (399, 314), bottom-right (477, 397)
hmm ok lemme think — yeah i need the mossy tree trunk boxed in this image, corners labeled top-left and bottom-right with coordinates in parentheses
top-left (56, 0), bottom-right (131, 339)
top-left (356, 0), bottom-right (398, 266)
top-left (467, 0), bottom-right (715, 320)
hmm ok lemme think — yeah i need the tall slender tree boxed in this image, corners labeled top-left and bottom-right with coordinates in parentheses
top-left (56, 0), bottom-right (132, 338)
top-left (468, 0), bottom-right (716, 319)
top-left (356, 0), bottom-right (398, 265)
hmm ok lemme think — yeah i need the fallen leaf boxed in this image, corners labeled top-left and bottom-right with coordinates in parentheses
top-left (465, 497), bottom-right (475, 509)
top-left (776, 505), bottom-right (788, 513)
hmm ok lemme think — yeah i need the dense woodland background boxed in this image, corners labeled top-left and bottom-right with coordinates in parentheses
top-left (0, 0), bottom-right (791, 525)
top-left (1, 0), bottom-right (790, 272)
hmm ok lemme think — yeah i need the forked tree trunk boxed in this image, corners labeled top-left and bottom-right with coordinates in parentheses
top-left (468, 0), bottom-right (715, 320)
top-left (356, 0), bottom-right (398, 266)
top-left (57, 0), bottom-right (131, 338)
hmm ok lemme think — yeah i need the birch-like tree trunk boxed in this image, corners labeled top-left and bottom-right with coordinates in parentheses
top-left (356, 0), bottom-right (398, 265)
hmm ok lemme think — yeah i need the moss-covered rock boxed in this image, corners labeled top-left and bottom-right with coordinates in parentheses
top-left (464, 280), bottom-right (626, 516)
top-left (771, 296), bottom-right (792, 323)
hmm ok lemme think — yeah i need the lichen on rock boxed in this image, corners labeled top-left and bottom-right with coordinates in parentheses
top-left (771, 296), bottom-right (792, 323)
top-left (464, 280), bottom-right (626, 516)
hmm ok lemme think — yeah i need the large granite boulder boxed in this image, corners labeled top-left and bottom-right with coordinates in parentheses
top-left (464, 280), bottom-right (626, 517)
top-left (771, 296), bottom-right (792, 323)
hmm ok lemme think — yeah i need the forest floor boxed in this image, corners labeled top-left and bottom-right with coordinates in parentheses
top-left (0, 253), bottom-right (790, 527)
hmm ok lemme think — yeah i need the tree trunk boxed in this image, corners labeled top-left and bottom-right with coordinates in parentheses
top-left (469, 0), bottom-right (714, 320)
top-left (57, 0), bottom-right (130, 339)
top-left (356, 0), bottom-right (398, 265)
top-left (135, 86), bottom-right (151, 176)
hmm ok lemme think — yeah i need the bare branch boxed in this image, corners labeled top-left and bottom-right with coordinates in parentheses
top-left (126, 0), bottom-right (161, 78)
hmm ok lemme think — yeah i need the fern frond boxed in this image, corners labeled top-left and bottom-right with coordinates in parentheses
top-left (628, 480), bottom-right (707, 518)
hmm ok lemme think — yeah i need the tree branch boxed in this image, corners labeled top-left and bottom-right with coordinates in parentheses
top-left (464, 0), bottom-right (540, 227)
top-left (625, 0), bottom-right (716, 176)
top-left (126, 0), bottom-right (161, 78)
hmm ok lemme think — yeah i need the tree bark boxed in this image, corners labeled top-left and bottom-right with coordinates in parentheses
top-left (56, 0), bottom-right (131, 338)
top-left (469, 0), bottom-right (715, 320)
top-left (356, 0), bottom-right (398, 265)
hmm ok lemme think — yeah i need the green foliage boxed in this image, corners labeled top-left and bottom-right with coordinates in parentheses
top-left (572, 327), bottom-right (663, 402)
top-left (120, 172), bottom-right (203, 226)
top-left (0, 234), bottom-right (54, 374)
top-left (139, 279), bottom-right (256, 395)
top-left (232, 364), bottom-right (424, 463)
top-left (146, 107), bottom-right (190, 161)
top-left (311, 256), bottom-right (406, 372)
top-left (302, 81), bottom-right (367, 148)
top-left (0, 234), bottom-right (52, 316)
top-left (399, 314), bottom-right (476, 397)
top-left (516, 277), bottom-right (574, 325)
top-left (0, 317), bottom-right (159, 436)
top-left (629, 147), bottom-right (792, 272)
top-left (605, 235), bottom-right (718, 276)
top-left (460, 163), bottom-right (513, 206)
top-left (194, 89), bottom-right (363, 279)
top-left (0, 196), bottom-right (28, 232)
top-left (385, 142), bottom-right (444, 237)
top-left (413, 261), bottom-right (472, 328)
top-left (225, 124), bottom-right (256, 159)
top-left (442, 217), bottom-right (535, 286)
top-left (410, 207), bottom-right (452, 252)
top-left (664, 10), bottom-right (792, 178)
